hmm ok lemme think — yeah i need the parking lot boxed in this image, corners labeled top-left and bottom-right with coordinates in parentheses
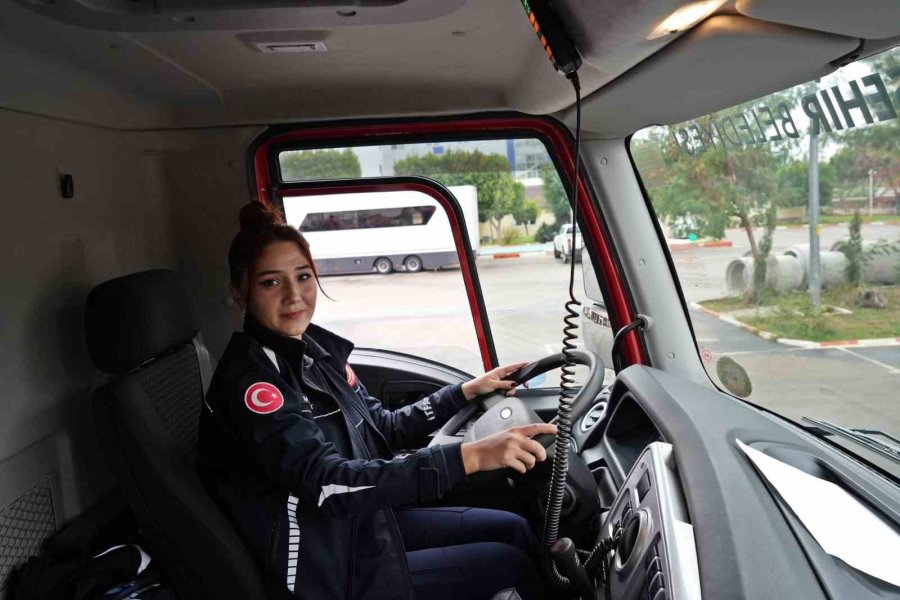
top-left (314, 225), bottom-right (899, 438)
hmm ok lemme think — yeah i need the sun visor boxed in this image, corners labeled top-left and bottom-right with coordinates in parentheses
top-left (736, 0), bottom-right (900, 41)
top-left (570, 15), bottom-right (859, 138)
top-left (12, 0), bottom-right (463, 31)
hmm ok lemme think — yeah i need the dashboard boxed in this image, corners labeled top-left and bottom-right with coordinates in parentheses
top-left (570, 365), bottom-right (900, 600)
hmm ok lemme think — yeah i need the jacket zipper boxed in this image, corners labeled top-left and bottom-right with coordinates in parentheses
top-left (268, 513), bottom-right (281, 572)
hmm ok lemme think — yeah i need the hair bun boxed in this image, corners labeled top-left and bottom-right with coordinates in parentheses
top-left (238, 202), bottom-right (285, 231)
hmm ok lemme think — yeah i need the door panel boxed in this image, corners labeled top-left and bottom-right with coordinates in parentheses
top-left (349, 348), bottom-right (470, 409)
top-left (350, 348), bottom-right (582, 422)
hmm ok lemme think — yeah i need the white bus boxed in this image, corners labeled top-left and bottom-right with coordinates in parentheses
top-left (283, 186), bottom-right (479, 275)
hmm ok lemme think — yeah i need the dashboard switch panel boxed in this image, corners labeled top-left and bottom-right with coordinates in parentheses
top-left (602, 442), bottom-right (701, 600)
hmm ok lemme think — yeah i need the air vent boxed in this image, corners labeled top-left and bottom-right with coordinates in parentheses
top-left (254, 41), bottom-right (328, 53)
top-left (580, 401), bottom-right (608, 432)
top-left (237, 32), bottom-right (330, 54)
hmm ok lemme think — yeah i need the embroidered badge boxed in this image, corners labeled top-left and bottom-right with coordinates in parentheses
top-left (244, 382), bottom-right (284, 414)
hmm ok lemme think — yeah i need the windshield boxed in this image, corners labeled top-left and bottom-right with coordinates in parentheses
top-left (631, 47), bottom-right (899, 471)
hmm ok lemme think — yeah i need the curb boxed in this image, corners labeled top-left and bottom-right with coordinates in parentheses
top-left (668, 240), bottom-right (734, 251)
top-left (689, 302), bottom-right (900, 349)
top-left (478, 250), bottom-right (556, 259)
top-left (776, 222), bottom-right (899, 230)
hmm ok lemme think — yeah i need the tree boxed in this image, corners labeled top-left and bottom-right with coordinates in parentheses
top-left (280, 149), bottom-right (361, 181)
top-left (777, 160), bottom-right (835, 207)
top-left (845, 210), bottom-right (865, 285)
top-left (512, 199), bottom-right (539, 235)
top-left (828, 50), bottom-right (900, 203)
top-left (393, 150), bottom-right (524, 241)
top-left (539, 163), bottom-right (571, 226)
top-left (650, 131), bottom-right (784, 259)
top-left (752, 204), bottom-right (777, 306)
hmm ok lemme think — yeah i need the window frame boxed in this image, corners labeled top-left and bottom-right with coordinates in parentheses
top-left (274, 176), bottom-right (496, 369)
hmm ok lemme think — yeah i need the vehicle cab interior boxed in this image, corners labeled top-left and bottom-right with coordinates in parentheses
top-left (2, 0), bottom-right (900, 599)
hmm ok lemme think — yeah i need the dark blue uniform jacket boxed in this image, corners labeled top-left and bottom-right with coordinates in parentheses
top-left (197, 315), bottom-right (469, 599)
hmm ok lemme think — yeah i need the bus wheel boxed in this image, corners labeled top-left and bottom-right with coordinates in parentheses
top-left (374, 257), bottom-right (393, 274)
top-left (403, 255), bottom-right (423, 273)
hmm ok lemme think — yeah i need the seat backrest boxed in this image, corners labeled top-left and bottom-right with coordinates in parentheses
top-left (85, 269), bottom-right (273, 600)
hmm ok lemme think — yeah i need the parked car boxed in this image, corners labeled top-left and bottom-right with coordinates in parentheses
top-left (553, 223), bottom-right (583, 262)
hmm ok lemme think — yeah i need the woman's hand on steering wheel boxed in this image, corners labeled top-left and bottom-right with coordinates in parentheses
top-left (461, 361), bottom-right (530, 401)
top-left (460, 422), bottom-right (557, 475)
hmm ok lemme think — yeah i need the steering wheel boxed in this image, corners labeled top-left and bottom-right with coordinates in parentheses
top-left (428, 351), bottom-right (605, 525)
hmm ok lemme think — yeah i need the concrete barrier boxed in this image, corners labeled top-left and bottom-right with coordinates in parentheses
top-left (783, 245), bottom-right (846, 289)
top-left (726, 255), bottom-right (804, 294)
top-left (726, 257), bottom-right (753, 294)
top-left (831, 240), bottom-right (900, 284)
top-left (784, 244), bottom-right (810, 287)
top-left (820, 251), bottom-right (849, 288)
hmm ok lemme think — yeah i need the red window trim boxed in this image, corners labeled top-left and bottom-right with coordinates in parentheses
top-left (252, 115), bottom-right (646, 369)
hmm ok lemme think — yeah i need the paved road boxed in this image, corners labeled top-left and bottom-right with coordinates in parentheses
top-left (315, 232), bottom-right (899, 439)
top-left (677, 222), bottom-right (900, 436)
top-left (315, 252), bottom-right (592, 382)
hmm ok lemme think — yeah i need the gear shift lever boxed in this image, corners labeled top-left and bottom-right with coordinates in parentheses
top-left (549, 537), bottom-right (595, 600)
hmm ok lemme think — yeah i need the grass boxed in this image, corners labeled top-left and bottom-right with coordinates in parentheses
top-left (817, 214), bottom-right (900, 225)
top-left (700, 286), bottom-right (900, 342)
top-left (774, 214), bottom-right (900, 226)
top-left (485, 234), bottom-right (537, 246)
top-left (698, 295), bottom-right (748, 313)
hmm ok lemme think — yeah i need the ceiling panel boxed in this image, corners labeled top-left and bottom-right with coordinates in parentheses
top-left (736, 0), bottom-right (900, 40)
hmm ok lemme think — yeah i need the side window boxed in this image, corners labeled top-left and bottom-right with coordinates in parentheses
top-left (282, 189), bottom-right (483, 374)
top-left (276, 138), bottom-right (598, 385)
top-left (299, 206), bottom-right (437, 232)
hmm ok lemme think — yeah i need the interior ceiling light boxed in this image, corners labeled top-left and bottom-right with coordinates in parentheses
top-left (648, 0), bottom-right (725, 39)
top-left (255, 41), bottom-right (328, 53)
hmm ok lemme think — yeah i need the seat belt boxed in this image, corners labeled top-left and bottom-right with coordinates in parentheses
top-left (192, 334), bottom-right (214, 400)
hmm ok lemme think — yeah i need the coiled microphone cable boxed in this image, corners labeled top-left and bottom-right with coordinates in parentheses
top-left (541, 69), bottom-right (584, 591)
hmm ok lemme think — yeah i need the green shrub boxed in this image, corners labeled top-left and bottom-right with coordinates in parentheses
top-left (535, 222), bottom-right (557, 243)
top-left (499, 227), bottom-right (519, 245)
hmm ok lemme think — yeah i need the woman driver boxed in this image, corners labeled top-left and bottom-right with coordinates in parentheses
top-left (197, 202), bottom-right (555, 600)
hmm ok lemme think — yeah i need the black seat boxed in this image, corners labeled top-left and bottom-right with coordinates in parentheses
top-left (85, 269), bottom-right (276, 600)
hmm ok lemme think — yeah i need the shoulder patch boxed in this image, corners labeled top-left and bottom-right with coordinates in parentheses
top-left (345, 364), bottom-right (358, 388)
top-left (244, 382), bottom-right (284, 414)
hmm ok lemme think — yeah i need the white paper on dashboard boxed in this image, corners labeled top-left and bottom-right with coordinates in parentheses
top-left (736, 439), bottom-right (900, 588)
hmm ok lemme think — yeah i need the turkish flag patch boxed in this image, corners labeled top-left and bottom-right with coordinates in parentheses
top-left (345, 364), bottom-right (358, 388)
top-left (244, 382), bottom-right (284, 414)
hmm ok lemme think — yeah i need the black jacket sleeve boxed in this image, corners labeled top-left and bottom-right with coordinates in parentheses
top-left (211, 359), bottom-right (467, 518)
top-left (351, 378), bottom-right (468, 450)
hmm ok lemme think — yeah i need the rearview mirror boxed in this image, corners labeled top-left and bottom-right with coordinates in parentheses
top-left (580, 248), bottom-right (614, 369)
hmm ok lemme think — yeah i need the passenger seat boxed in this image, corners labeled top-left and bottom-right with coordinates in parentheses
top-left (85, 269), bottom-right (279, 600)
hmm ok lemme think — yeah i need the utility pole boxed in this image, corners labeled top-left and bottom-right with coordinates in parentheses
top-left (809, 131), bottom-right (821, 310)
top-left (869, 168), bottom-right (876, 217)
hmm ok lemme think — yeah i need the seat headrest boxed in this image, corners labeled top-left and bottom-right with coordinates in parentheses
top-left (86, 270), bottom-right (200, 374)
